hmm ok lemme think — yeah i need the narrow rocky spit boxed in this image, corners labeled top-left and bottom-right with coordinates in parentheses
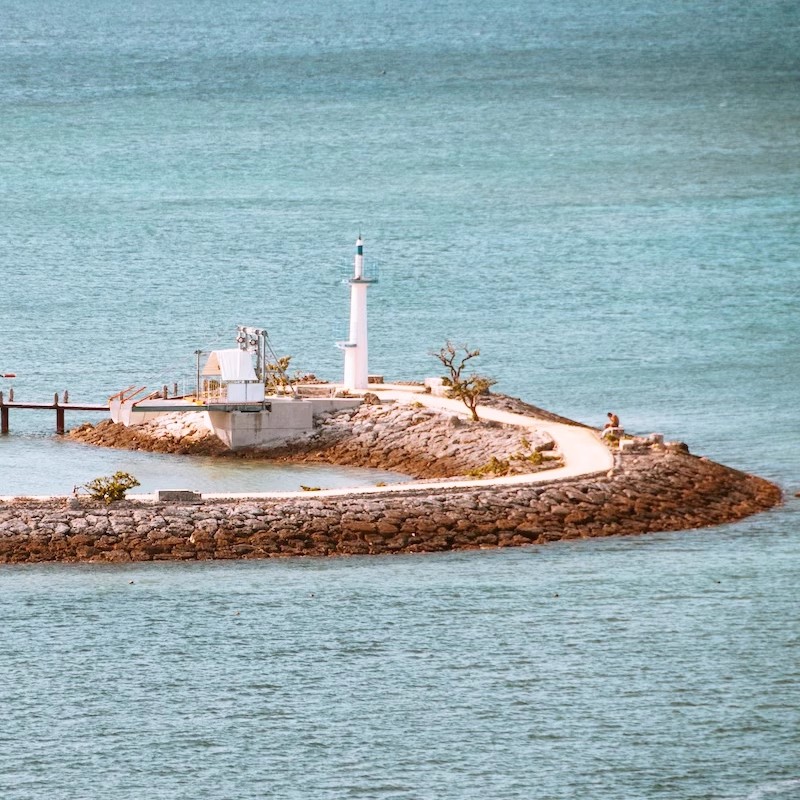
top-left (1, 395), bottom-right (782, 564)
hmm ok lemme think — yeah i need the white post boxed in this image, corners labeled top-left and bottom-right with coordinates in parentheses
top-left (342, 237), bottom-right (371, 391)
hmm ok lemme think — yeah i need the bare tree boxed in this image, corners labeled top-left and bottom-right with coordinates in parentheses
top-left (431, 341), bottom-right (496, 422)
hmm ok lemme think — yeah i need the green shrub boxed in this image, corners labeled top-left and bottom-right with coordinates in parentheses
top-left (83, 472), bottom-right (140, 503)
top-left (467, 456), bottom-right (511, 478)
top-left (512, 450), bottom-right (543, 466)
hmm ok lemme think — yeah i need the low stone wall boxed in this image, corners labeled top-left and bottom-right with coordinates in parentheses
top-left (0, 452), bottom-right (781, 564)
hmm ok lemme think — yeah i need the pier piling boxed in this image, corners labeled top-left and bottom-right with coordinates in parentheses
top-left (55, 394), bottom-right (65, 435)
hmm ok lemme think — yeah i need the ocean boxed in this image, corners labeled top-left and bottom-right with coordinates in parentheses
top-left (1, 0), bottom-right (798, 796)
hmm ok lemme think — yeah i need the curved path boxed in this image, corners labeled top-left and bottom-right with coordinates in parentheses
top-left (197, 388), bottom-right (614, 501)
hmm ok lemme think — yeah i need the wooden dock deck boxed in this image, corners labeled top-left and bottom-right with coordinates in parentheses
top-left (0, 392), bottom-right (107, 435)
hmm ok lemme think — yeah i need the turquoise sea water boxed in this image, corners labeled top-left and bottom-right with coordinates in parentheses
top-left (1, 0), bottom-right (798, 797)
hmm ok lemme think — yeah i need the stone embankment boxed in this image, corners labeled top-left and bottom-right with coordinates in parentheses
top-left (69, 412), bottom-right (228, 456)
top-left (0, 451), bottom-right (781, 563)
top-left (69, 401), bottom-right (561, 479)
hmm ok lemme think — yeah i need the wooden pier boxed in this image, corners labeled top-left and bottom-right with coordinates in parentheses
top-left (0, 391), bottom-right (107, 435)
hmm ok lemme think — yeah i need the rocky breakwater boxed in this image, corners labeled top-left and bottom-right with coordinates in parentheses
top-left (0, 449), bottom-right (781, 564)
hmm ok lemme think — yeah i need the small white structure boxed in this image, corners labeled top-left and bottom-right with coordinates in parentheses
top-left (338, 236), bottom-right (376, 391)
top-left (201, 349), bottom-right (265, 403)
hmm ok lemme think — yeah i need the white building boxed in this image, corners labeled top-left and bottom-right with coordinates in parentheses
top-left (201, 349), bottom-right (265, 403)
top-left (111, 333), bottom-right (361, 450)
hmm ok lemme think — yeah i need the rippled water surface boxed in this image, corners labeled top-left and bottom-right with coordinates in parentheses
top-left (3, 519), bottom-right (798, 800)
top-left (1, 0), bottom-right (799, 796)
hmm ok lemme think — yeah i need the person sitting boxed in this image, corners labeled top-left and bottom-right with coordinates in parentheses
top-left (602, 412), bottom-right (621, 438)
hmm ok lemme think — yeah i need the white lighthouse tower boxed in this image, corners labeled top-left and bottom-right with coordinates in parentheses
top-left (338, 236), bottom-right (376, 391)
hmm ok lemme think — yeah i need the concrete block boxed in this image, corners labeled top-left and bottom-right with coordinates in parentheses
top-left (424, 377), bottom-right (448, 397)
top-left (157, 490), bottom-right (202, 502)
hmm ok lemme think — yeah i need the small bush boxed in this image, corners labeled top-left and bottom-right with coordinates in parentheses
top-left (467, 456), bottom-right (511, 478)
top-left (83, 472), bottom-right (140, 503)
top-left (512, 450), bottom-right (543, 466)
top-left (300, 485), bottom-right (321, 492)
